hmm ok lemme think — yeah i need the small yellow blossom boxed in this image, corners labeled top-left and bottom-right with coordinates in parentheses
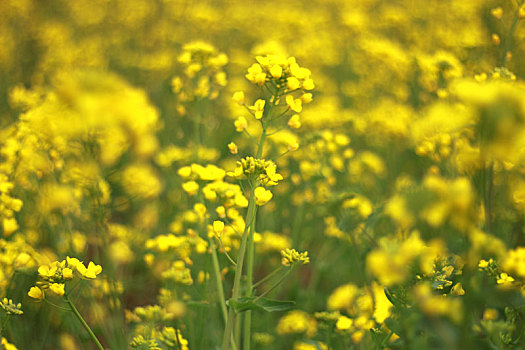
top-left (234, 116), bottom-right (248, 132)
top-left (49, 283), bottom-right (65, 296)
top-left (228, 142), bottom-right (238, 154)
top-left (490, 7), bottom-right (503, 20)
top-left (232, 91), bottom-right (245, 105)
top-left (62, 268), bottom-right (73, 280)
top-left (270, 65), bottom-right (283, 78)
top-left (497, 272), bottom-right (514, 285)
top-left (336, 316), bottom-right (353, 331)
top-left (483, 308), bottom-right (498, 320)
top-left (28, 287), bottom-right (44, 301)
top-left (287, 77), bottom-right (301, 90)
top-left (246, 63), bottom-right (266, 85)
top-left (249, 99), bottom-right (266, 119)
top-left (254, 187), bottom-right (273, 206)
top-left (213, 221), bottom-right (225, 237)
top-left (492, 34), bottom-right (501, 46)
top-left (3, 218), bottom-right (18, 237)
top-left (286, 95), bottom-right (302, 113)
top-left (178, 166), bottom-right (192, 178)
top-left (77, 262), bottom-right (103, 279)
top-left (288, 114), bottom-right (301, 129)
top-left (182, 181), bottom-right (199, 195)
top-left (451, 283), bottom-right (465, 296)
top-left (301, 93), bottom-right (313, 104)
top-left (302, 78), bottom-right (315, 90)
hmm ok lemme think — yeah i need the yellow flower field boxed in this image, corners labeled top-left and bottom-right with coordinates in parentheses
top-left (1, 0), bottom-right (525, 349)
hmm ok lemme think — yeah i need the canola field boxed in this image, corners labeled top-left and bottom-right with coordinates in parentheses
top-left (2, 0), bottom-right (525, 349)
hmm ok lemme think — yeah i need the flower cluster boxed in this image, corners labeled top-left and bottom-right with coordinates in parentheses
top-left (246, 55), bottom-right (314, 91)
top-left (281, 248), bottom-right (310, 266)
top-left (0, 298), bottom-right (23, 315)
top-left (227, 157), bottom-right (283, 186)
top-left (28, 257), bottom-right (102, 300)
top-left (172, 41), bottom-right (228, 106)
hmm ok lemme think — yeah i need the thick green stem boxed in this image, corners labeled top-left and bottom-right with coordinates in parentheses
top-left (243, 121), bottom-right (268, 350)
top-left (209, 237), bottom-right (238, 350)
top-left (65, 294), bottom-right (104, 350)
top-left (243, 211), bottom-right (257, 350)
top-left (222, 88), bottom-right (276, 350)
top-left (220, 188), bottom-right (258, 350)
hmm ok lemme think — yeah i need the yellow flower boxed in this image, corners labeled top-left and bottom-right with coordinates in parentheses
top-left (288, 114), bottom-right (301, 129)
top-left (497, 272), bottom-right (514, 285)
top-left (182, 181), bottom-right (199, 195)
top-left (77, 261), bottom-right (102, 279)
top-left (483, 308), bottom-right (498, 320)
top-left (450, 283), bottom-right (465, 296)
top-left (213, 221), bottom-right (225, 237)
top-left (490, 7), bottom-right (503, 19)
top-left (228, 142), bottom-right (238, 154)
top-left (254, 187), bottom-right (273, 206)
top-left (3, 218), bottom-right (18, 237)
top-left (232, 91), bottom-right (245, 105)
top-left (62, 268), bottom-right (73, 280)
top-left (302, 78), bottom-right (315, 90)
top-left (49, 283), bottom-right (65, 297)
top-left (171, 76), bottom-right (183, 93)
top-left (38, 264), bottom-right (57, 278)
top-left (216, 206), bottom-right (226, 218)
top-left (66, 257), bottom-right (82, 270)
top-left (336, 316), bottom-right (353, 331)
top-left (287, 77), bottom-right (300, 90)
top-left (234, 116), bottom-right (248, 132)
top-left (286, 95), bottom-right (302, 113)
top-left (246, 63), bottom-right (266, 85)
top-left (270, 65), bottom-right (283, 78)
top-left (492, 33), bottom-right (500, 46)
top-left (178, 166), bottom-right (192, 179)
top-left (301, 93), bottom-right (313, 104)
top-left (28, 286), bottom-right (44, 301)
top-left (281, 248), bottom-right (310, 266)
top-left (478, 259), bottom-right (489, 269)
top-left (249, 99), bottom-right (266, 119)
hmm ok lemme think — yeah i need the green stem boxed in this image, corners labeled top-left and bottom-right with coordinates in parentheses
top-left (243, 209), bottom-right (257, 350)
top-left (209, 237), bottom-right (229, 323)
top-left (174, 321), bottom-right (182, 350)
top-left (482, 162), bottom-right (494, 233)
top-left (252, 266), bottom-right (285, 289)
top-left (220, 188), bottom-right (257, 350)
top-left (65, 294), bottom-right (104, 350)
top-left (243, 113), bottom-right (270, 350)
top-left (216, 237), bottom-right (237, 266)
top-left (208, 237), bottom-right (239, 350)
top-left (222, 85), bottom-right (277, 349)
top-left (255, 265), bottom-right (294, 301)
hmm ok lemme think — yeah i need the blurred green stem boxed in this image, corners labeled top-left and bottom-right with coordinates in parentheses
top-left (65, 294), bottom-right (104, 350)
top-left (255, 265), bottom-right (293, 301)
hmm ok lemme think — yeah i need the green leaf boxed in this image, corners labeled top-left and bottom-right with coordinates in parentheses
top-left (226, 297), bottom-right (295, 313)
